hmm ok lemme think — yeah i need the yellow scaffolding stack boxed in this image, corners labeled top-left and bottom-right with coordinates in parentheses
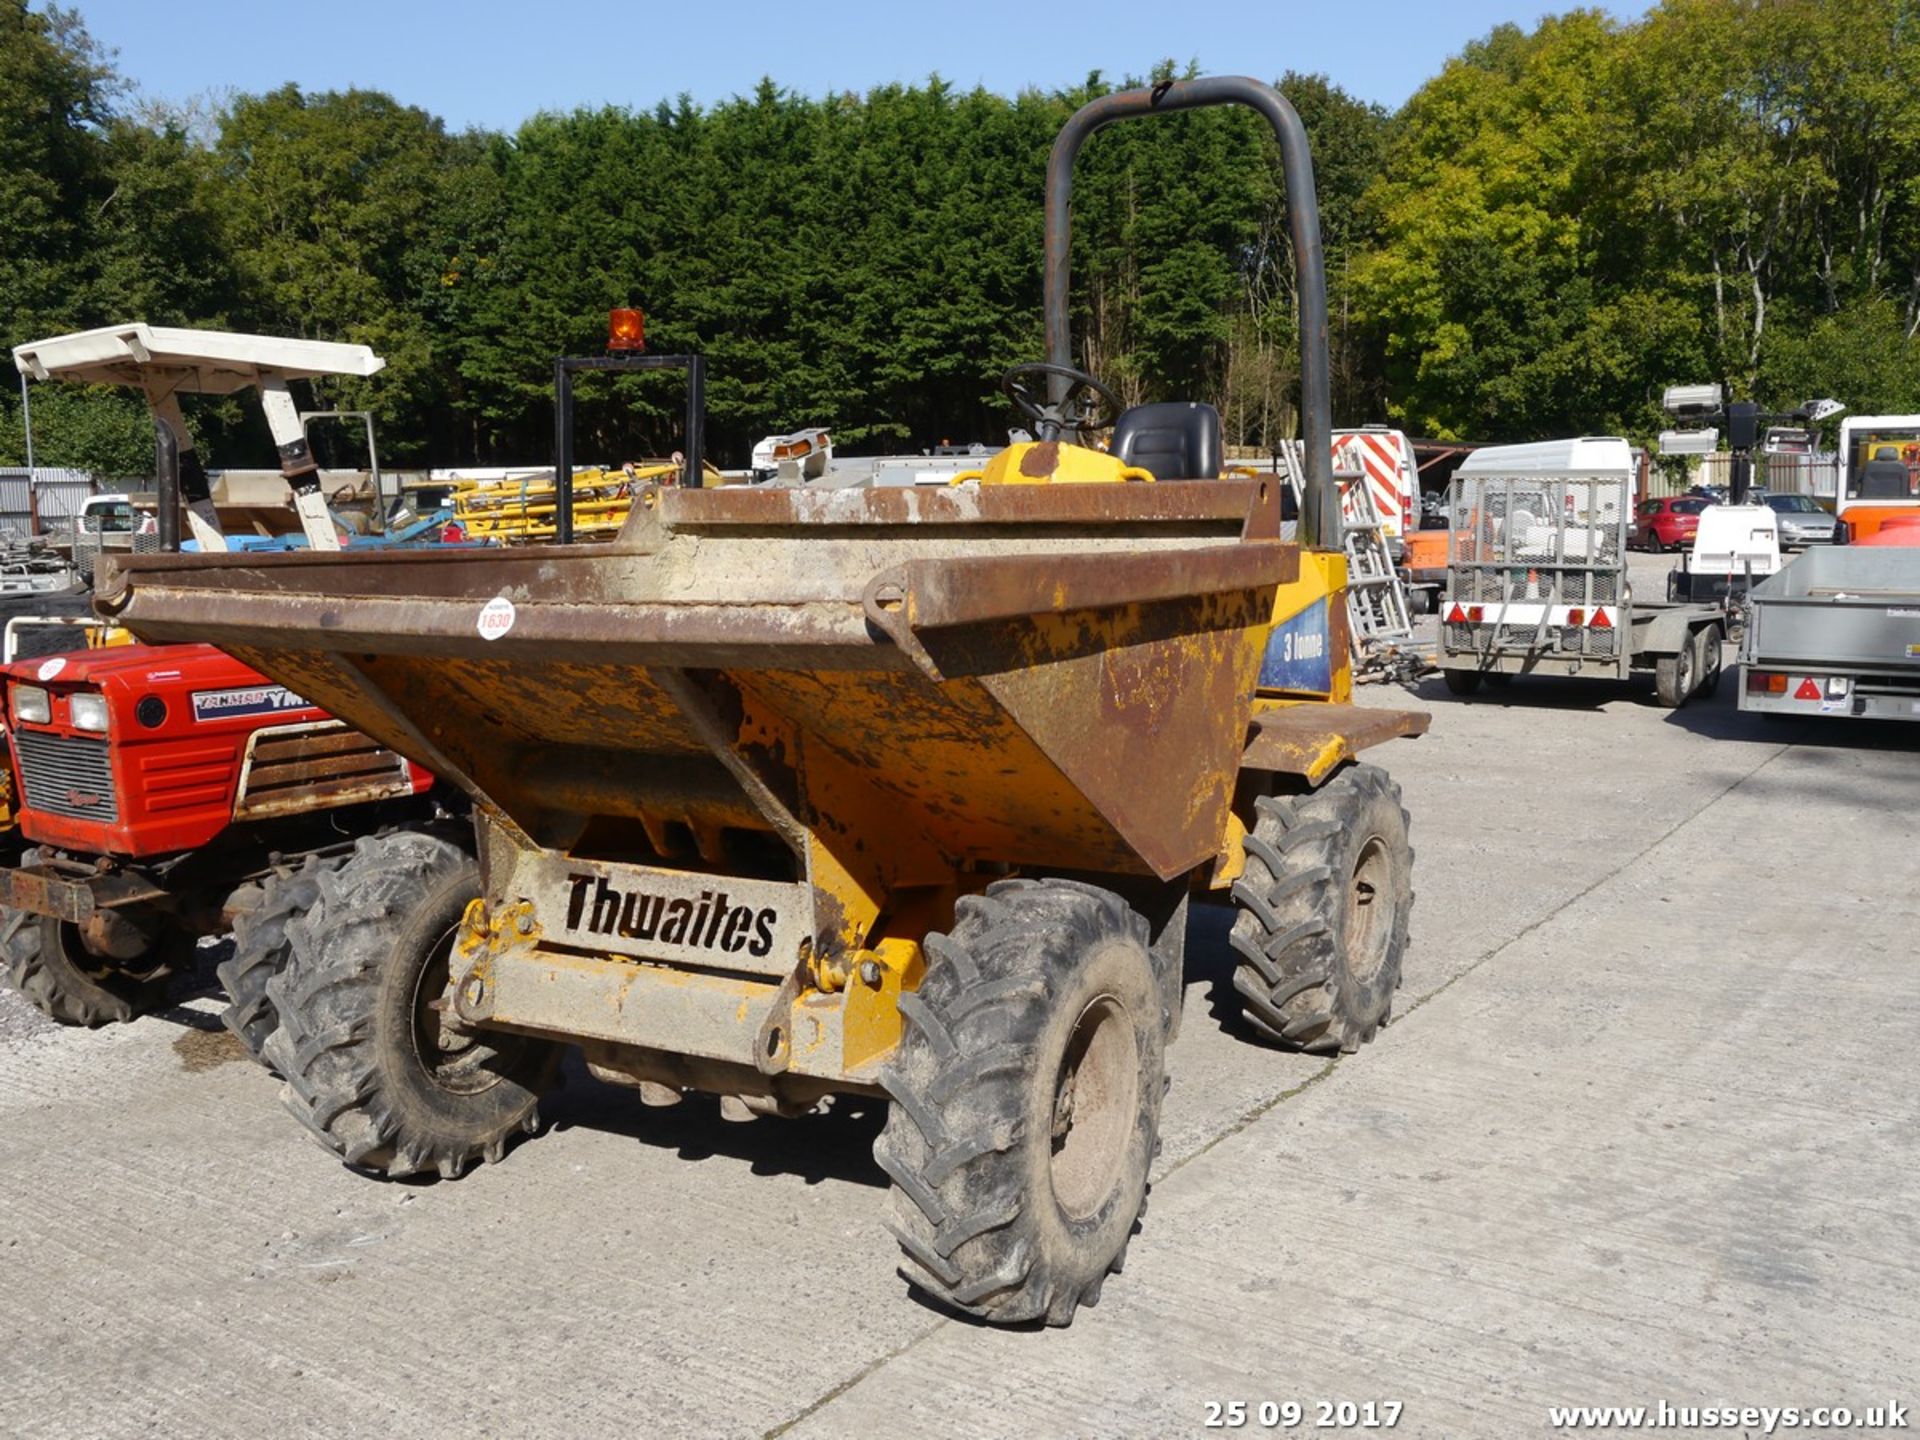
top-left (448, 461), bottom-right (721, 544)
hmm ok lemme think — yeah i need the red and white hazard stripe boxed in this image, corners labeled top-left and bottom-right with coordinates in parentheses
top-left (1332, 430), bottom-right (1413, 539)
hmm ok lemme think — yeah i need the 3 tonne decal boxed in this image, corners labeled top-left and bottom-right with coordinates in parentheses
top-left (1260, 600), bottom-right (1334, 694)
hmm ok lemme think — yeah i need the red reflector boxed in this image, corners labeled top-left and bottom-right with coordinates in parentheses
top-left (1566, 608), bottom-right (1585, 627)
top-left (1794, 678), bottom-right (1821, 701)
top-left (1446, 603), bottom-right (1467, 624)
top-left (1589, 607), bottom-right (1612, 629)
top-left (1746, 670), bottom-right (1771, 692)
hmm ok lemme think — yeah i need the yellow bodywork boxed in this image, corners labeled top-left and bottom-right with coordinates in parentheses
top-left (954, 440), bottom-right (1156, 487)
top-left (438, 438), bottom-right (1357, 1091)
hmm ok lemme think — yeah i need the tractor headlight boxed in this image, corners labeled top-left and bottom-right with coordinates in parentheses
top-left (68, 692), bottom-right (109, 733)
top-left (13, 686), bottom-right (49, 725)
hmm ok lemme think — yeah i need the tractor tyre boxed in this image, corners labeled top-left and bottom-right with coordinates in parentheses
top-left (1654, 642), bottom-right (1697, 709)
top-left (875, 878), bottom-right (1164, 1328)
top-left (1442, 668), bottom-right (1482, 696)
top-left (1228, 765), bottom-right (1414, 1055)
top-left (1692, 625), bottom-right (1724, 699)
top-left (217, 854), bottom-right (342, 1069)
top-left (262, 831), bottom-right (559, 1180)
top-left (1, 901), bottom-right (184, 1028)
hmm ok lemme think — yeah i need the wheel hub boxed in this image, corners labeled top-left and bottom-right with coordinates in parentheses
top-left (1345, 835), bottom-right (1396, 990)
top-left (1050, 993), bottom-right (1138, 1221)
top-left (411, 922), bottom-right (519, 1096)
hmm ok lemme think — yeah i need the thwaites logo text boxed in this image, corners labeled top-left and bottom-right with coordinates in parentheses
top-left (565, 872), bottom-right (778, 958)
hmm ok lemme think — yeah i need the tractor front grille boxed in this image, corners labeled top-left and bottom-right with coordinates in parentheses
top-left (13, 729), bottom-right (117, 823)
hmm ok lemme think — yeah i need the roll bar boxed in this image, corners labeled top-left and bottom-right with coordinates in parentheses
top-left (1045, 76), bottom-right (1336, 549)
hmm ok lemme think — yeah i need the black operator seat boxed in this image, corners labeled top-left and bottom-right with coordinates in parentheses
top-left (1110, 401), bottom-right (1223, 482)
top-left (1859, 458), bottom-right (1910, 499)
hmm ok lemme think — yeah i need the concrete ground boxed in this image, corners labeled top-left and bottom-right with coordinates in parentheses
top-left (1, 554), bottom-right (1915, 1438)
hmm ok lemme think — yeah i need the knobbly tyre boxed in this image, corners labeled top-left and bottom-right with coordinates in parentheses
top-left (99, 77), bottom-right (1427, 1327)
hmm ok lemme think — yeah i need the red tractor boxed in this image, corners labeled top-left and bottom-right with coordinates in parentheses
top-left (0, 640), bottom-right (446, 1051)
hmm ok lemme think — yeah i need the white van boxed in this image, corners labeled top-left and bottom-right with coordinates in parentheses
top-left (1453, 435), bottom-right (1635, 479)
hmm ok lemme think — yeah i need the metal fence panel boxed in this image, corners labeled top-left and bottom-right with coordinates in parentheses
top-left (0, 468), bottom-right (98, 536)
top-left (1650, 453), bottom-right (1839, 501)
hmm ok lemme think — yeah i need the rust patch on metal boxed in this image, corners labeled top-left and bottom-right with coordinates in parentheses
top-left (1239, 703), bottom-right (1428, 782)
top-left (1019, 441), bottom-right (1061, 477)
top-left (1328, 594), bottom-right (1352, 671)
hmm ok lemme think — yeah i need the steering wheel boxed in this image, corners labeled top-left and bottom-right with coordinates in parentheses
top-left (1000, 362), bottom-right (1124, 441)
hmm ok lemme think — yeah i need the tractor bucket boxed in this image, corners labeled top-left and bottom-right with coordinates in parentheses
top-left (99, 478), bottom-right (1294, 884)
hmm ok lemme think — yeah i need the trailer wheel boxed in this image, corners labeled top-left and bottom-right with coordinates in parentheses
top-left (263, 832), bottom-right (559, 1179)
top-left (875, 878), bottom-right (1163, 1328)
top-left (0, 904), bottom-right (183, 1028)
top-left (217, 855), bottom-right (342, 1069)
top-left (1654, 642), bottom-right (1697, 709)
top-left (1442, 668), bottom-right (1482, 696)
top-left (1229, 765), bottom-right (1413, 1055)
top-left (1692, 625), bottom-right (1723, 698)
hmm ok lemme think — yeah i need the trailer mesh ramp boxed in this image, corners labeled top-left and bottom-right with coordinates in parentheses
top-left (1445, 474), bottom-right (1629, 666)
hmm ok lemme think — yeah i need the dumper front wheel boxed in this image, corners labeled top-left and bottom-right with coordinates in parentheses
top-left (263, 832), bottom-right (559, 1179)
top-left (1230, 766), bottom-right (1413, 1054)
top-left (876, 879), bottom-right (1163, 1328)
top-left (218, 856), bottom-right (342, 1068)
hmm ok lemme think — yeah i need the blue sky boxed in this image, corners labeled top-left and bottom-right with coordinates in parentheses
top-left (67, 0), bottom-right (1649, 132)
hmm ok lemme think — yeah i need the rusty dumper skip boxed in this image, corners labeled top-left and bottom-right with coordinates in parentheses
top-left (100, 78), bottom-right (1426, 1327)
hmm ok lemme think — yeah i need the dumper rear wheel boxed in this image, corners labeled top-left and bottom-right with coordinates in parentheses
top-left (876, 879), bottom-right (1163, 1328)
top-left (217, 855), bottom-right (340, 1069)
top-left (1230, 766), bottom-right (1412, 1054)
top-left (263, 832), bottom-right (559, 1179)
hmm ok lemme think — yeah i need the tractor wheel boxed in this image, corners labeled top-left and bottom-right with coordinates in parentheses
top-left (1654, 642), bottom-right (1697, 709)
top-left (262, 831), bottom-right (559, 1180)
top-left (875, 878), bottom-right (1164, 1328)
top-left (1692, 625), bottom-right (1724, 698)
top-left (217, 855), bottom-right (342, 1068)
top-left (1, 902), bottom-right (184, 1028)
top-left (1229, 765), bottom-right (1413, 1054)
top-left (1442, 668), bottom-right (1482, 696)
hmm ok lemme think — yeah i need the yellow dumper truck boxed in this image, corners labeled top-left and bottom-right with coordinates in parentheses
top-left (99, 77), bottom-right (1425, 1327)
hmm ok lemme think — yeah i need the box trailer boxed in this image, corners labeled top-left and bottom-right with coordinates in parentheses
top-left (1738, 546), bottom-right (1920, 721)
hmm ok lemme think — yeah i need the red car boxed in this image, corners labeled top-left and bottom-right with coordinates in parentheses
top-left (1633, 496), bottom-right (1707, 551)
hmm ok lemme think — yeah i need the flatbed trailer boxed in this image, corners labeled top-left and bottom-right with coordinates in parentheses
top-left (1440, 467), bottom-right (1728, 707)
top-left (1738, 546), bottom-right (1920, 721)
